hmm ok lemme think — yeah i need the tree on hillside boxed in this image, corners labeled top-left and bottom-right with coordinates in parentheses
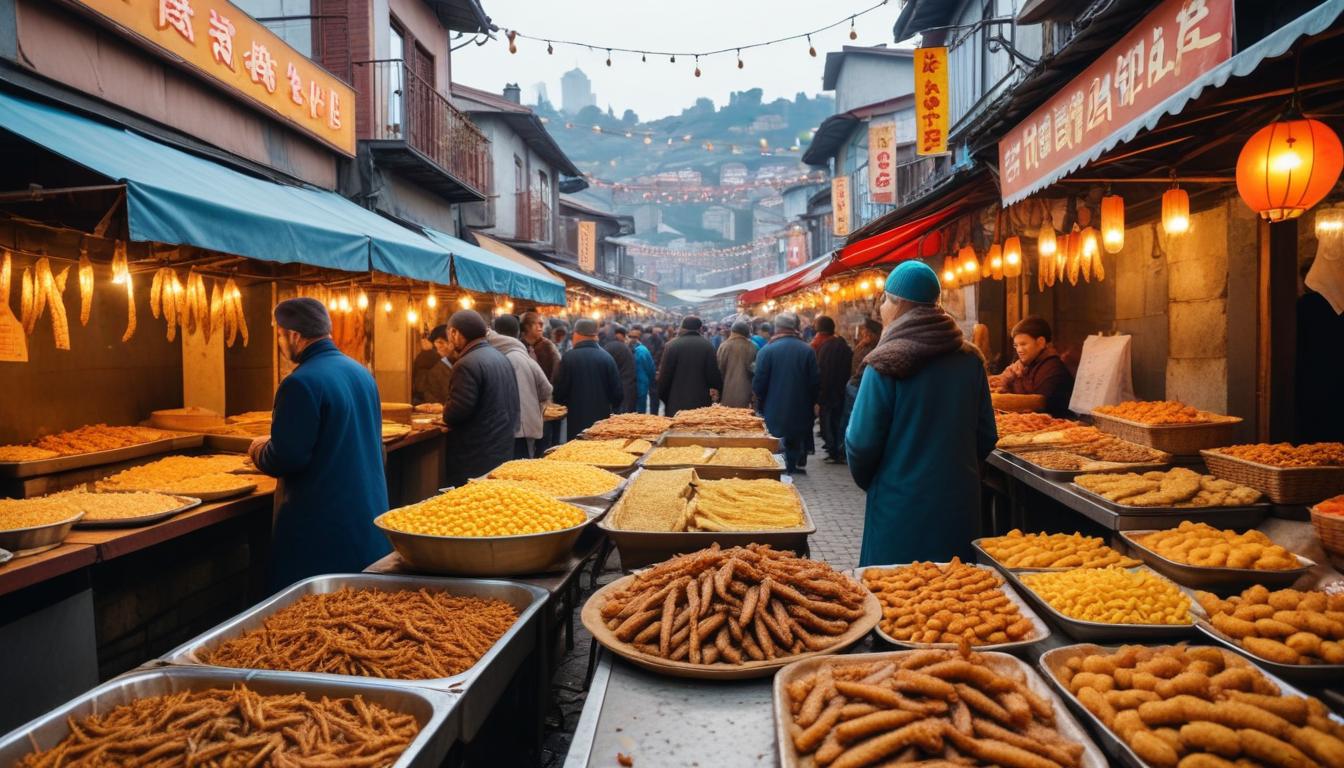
top-left (621, 109), bottom-right (639, 125)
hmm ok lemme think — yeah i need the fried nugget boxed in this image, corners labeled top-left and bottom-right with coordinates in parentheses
top-left (1243, 636), bottom-right (1302, 665)
top-left (1129, 730), bottom-right (1180, 768)
top-left (830, 720), bottom-right (943, 768)
top-left (1290, 725), bottom-right (1344, 767)
top-left (1238, 728), bottom-right (1318, 768)
top-left (1179, 722), bottom-right (1240, 757)
top-left (1178, 756), bottom-right (1238, 768)
top-left (1221, 691), bottom-right (1309, 725)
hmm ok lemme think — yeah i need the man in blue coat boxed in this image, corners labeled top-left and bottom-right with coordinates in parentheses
top-left (628, 327), bottom-right (657, 413)
top-left (752, 311), bottom-right (819, 475)
top-left (250, 298), bottom-right (390, 590)
top-left (845, 261), bottom-right (997, 565)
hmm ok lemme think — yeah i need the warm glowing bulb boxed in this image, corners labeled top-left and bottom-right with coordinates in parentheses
top-left (942, 269), bottom-right (957, 284)
top-left (458, 296), bottom-right (473, 309)
top-left (112, 271), bottom-right (126, 285)
top-left (338, 295), bottom-right (351, 312)
top-left (1271, 150), bottom-right (1302, 173)
top-left (426, 293), bottom-right (438, 308)
top-left (382, 299), bottom-right (393, 314)
top-left (356, 291), bottom-right (368, 310)
top-left (504, 300), bottom-right (515, 311)
top-left (406, 307), bottom-right (419, 324)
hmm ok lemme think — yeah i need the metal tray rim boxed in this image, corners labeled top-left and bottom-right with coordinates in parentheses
top-left (998, 448), bottom-right (1169, 481)
top-left (970, 536), bottom-right (1140, 573)
top-left (1186, 602), bottom-right (1344, 679)
top-left (0, 432), bottom-right (204, 478)
top-left (0, 511), bottom-right (85, 535)
top-left (1005, 565), bottom-right (1197, 639)
top-left (1118, 529), bottom-right (1315, 578)
top-left (1069, 480), bottom-right (1273, 516)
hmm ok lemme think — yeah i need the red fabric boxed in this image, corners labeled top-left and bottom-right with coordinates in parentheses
top-left (824, 208), bottom-right (956, 277)
top-left (740, 257), bottom-right (831, 304)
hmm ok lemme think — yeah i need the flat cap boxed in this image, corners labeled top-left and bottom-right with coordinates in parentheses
top-left (273, 297), bottom-right (331, 338)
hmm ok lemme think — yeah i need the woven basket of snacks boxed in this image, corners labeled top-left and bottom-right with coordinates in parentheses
top-left (1091, 401), bottom-right (1242, 456)
top-left (1200, 443), bottom-right (1344, 505)
top-left (1310, 495), bottom-right (1344, 556)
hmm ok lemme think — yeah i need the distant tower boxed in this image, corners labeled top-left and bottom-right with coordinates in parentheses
top-left (561, 68), bottom-right (596, 114)
top-left (534, 82), bottom-right (550, 107)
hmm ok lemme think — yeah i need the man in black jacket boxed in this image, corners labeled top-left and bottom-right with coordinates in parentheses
top-left (603, 324), bottom-right (638, 413)
top-left (440, 311), bottom-right (519, 487)
top-left (553, 318), bottom-right (623, 438)
top-left (657, 316), bottom-right (723, 416)
top-left (644, 324), bottom-right (667, 414)
top-left (813, 315), bottom-right (853, 464)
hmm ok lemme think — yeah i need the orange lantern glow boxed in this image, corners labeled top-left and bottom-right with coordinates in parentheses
top-left (941, 256), bottom-right (958, 287)
top-left (1079, 227), bottom-right (1099, 282)
top-left (1236, 115), bottom-right (1344, 221)
top-left (1162, 187), bottom-right (1190, 235)
top-left (1100, 195), bottom-right (1125, 253)
top-left (988, 243), bottom-right (1004, 280)
top-left (1002, 237), bottom-right (1022, 278)
top-left (958, 246), bottom-right (981, 284)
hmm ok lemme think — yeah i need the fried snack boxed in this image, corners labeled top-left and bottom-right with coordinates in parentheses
top-left (669, 405), bottom-right (767, 435)
top-left (1318, 494), bottom-right (1344, 517)
top-left (997, 425), bottom-right (1105, 449)
top-left (15, 686), bottom-right (419, 767)
top-left (487, 459), bottom-right (622, 498)
top-left (545, 440), bottom-right (639, 467)
top-left (644, 445), bottom-right (715, 466)
top-left (596, 544), bottom-right (868, 665)
top-left (1094, 400), bottom-right (1230, 425)
top-left (0, 445), bottom-right (60, 462)
top-left (542, 402), bottom-right (568, 420)
top-left (95, 454), bottom-right (254, 493)
top-left (1055, 644), bottom-right (1344, 768)
top-left (1070, 436), bottom-right (1170, 464)
top-left (1211, 442), bottom-right (1344, 468)
top-left (0, 424), bottom-right (168, 461)
top-left (0, 496), bottom-right (85, 530)
top-left (706, 447), bottom-right (780, 467)
top-left (690, 478), bottom-right (803, 530)
top-left (1017, 450), bottom-right (1089, 471)
top-left (202, 587), bottom-right (517, 678)
top-left (623, 438), bottom-right (654, 455)
top-left (581, 412), bottom-right (673, 440)
top-left (979, 529), bottom-right (1140, 569)
top-left (786, 649), bottom-right (1086, 768)
top-left (863, 559), bottom-right (1038, 647)
top-left (1075, 467), bottom-right (1262, 508)
top-left (994, 413), bottom-right (1079, 436)
top-left (607, 469), bottom-right (694, 531)
top-left (1196, 586), bottom-right (1344, 666)
top-left (49, 490), bottom-right (185, 521)
top-left (1020, 566), bottom-right (1192, 625)
top-left (381, 480), bottom-right (586, 537)
top-left (1135, 522), bottom-right (1302, 570)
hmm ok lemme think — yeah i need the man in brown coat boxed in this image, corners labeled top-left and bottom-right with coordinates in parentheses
top-left (716, 320), bottom-right (756, 408)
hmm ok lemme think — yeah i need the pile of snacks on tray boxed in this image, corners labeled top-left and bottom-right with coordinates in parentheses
top-left (595, 544), bottom-right (868, 665)
top-left (0, 424), bottom-right (168, 461)
top-left (785, 649), bottom-right (1087, 768)
top-left (644, 445), bottom-right (714, 466)
top-left (1318, 494), bottom-right (1344, 516)
top-left (228, 411), bottom-right (272, 423)
top-left (706, 447), bottom-right (779, 467)
top-left (414, 402), bottom-right (444, 414)
top-left (544, 440), bottom-right (639, 467)
top-left (1067, 436), bottom-right (1170, 464)
top-left (1020, 566), bottom-right (1192, 625)
top-left (50, 490), bottom-right (186, 522)
top-left (0, 496), bottom-right (85, 530)
top-left (691, 478), bottom-right (803, 530)
top-left (862, 559), bottom-right (1038, 646)
top-left (669, 405), bottom-right (767, 435)
top-left (980, 530), bottom-right (1140, 569)
top-left (542, 403), bottom-right (568, 420)
top-left (380, 481), bottom-right (586, 537)
top-left (202, 587), bottom-right (518, 678)
top-left (1094, 400), bottom-right (1232, 425)
top-left (582, 413), bottom-right (672, 440)
top-left (994, 412), bottom-right (1078, 436)
top-left (1075, 467), bottom-right (1263, 507)
top-left (642, 445), bottom-right (780, 468)
top-left (15, 686), bottom-right (420, 767)
top-left (1054, 644), bottom-right (1344, 767)
top-left (1132, 521), bottom-right (1301, 570)
top-left (96, 454), bottom-right (256, 496)
top-left (486, 459), bottom-right (622, 498)
top-left (203, 421), bottom-right (270, 437)
top-left (1195, 585), bottom-right (1344, 665)
top-left (1209, 442), bottom-right (1344, 467)
top-left (997, 426), bottom-right (1104, 449)
top-left (607, 469), bottom-right (693, 531)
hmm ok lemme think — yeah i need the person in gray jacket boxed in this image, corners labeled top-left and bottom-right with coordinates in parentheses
top-left (716, 320), bottom-right (756, 408)
top-left (490, 315), bottom-right (553, 459)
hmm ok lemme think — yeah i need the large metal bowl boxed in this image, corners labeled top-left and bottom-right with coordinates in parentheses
top-left (375, 504), bottom-right (600, 576)
top-left (0, 512), bottom-right (83, 557)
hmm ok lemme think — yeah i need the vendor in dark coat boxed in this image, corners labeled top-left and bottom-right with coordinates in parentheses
top-left (439, 311), bottom-right (519, 488)
top-left (656, 316), bottom-right (723, 416)
top-left (752, 312), bottom-right (819, 474)
top-left (250, 298), bottom-right (389, 591)
top-left (553, 318), bottom-right (623, 438)
top-left (813, 315), bottom-right (853, 464)
top-left (603, 324), bottom-right (638, 413)
top-left (992, 315), bottom-right (1075, 417)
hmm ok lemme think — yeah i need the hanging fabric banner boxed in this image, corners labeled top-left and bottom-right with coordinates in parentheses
top-left (914, 46), bottom-right (950, 156)
top-left (832, 176), bottom-right (851, 237)
top-left (578, 221), bottom-right (597, 272)
top-left (868, 121), bottom-right (897, 204)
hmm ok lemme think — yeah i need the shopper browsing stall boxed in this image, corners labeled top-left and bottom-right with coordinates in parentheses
top-left (553, 318), bottom-right (624, 437)
top-left (440, 311), bottom-right (520, 487)
top-left (753, 311), bottom-right (819, 474)
top-left (656, 316), bottom-right (723, 416)
top-left (992, 315), bottom-right (1076, 417)
top-left (715, 320), bottom-right (757, 409)
top-left (489, 315), bottom-right (553, 460)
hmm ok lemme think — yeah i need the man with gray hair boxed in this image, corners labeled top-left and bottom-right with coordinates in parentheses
top-left (752, 311), bottom-right (819, 474)
top-left (716, 320), bottom-right (757, 408)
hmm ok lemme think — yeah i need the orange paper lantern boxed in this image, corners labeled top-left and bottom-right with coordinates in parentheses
top-left (1236, 115), bottom-right (1344, 222)
top-left (1079, 227), bottom-right (1099, 282)
top-left (1003, 236), bottom-right (1022, 278)
top-left (959, 245), bottom-right (981, 284)
top-left (1100, 195), bottom-right (1125, 253)
top-left (941, 256), bottom-right (958, 287)
top-left (1038, 221), bottom-right (1057, 256)
top-left (988, 243), bottom-right (1004, 280)
top-left (1162, 187), bottom-right (1190, 235)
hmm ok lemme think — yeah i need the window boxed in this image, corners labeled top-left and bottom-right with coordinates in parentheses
top-left (234, 0), bottom-right (313, 57)
top-left (387, 21), bottom-right (405, 133)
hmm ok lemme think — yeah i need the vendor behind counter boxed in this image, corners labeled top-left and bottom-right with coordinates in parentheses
top-left (992, 316), bottom-right (1076, 418)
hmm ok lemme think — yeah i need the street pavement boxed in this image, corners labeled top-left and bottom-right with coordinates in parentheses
top-left (541, 447), bottom-right (868, 766)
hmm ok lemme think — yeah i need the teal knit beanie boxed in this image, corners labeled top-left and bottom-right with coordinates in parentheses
top-left (884, 260), bottom-right (940, 303)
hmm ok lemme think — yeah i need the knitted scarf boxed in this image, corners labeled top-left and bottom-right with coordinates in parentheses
top-left (865, 305), bottom-right (972, 379)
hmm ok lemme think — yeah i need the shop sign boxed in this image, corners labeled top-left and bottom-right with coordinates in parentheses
top-left (998, 0), bottom-right (1234, 202)
top-left (868, 121), bottom-right (897, 204)
top-left (832, 177), bottom-right (851, 237)
top-left (786, 227), bottom-right (808, 269)
top-left (649, 284), bottom-right (657, 303)
top-left (578, 221), bottom-right (597, 272)
top-left (70, 0), bottom-right (356, 156)
top-left (914, 47), bottom-right (950, 156)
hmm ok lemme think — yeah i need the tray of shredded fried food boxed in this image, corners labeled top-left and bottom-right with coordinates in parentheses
top-left (1072, 467), bottom-right (1266, 511)
top-left (1000, 447), bottom-right (1170, 480)
top-left (974, 530), bottom-right (1141, 571)
top-left (0, 424), bottom-right (203, 477)
top-left (1041, 642), bottom-right (1344, 768)
top-left (774, 648), bottom-right (1105, 768)
top-left (668, 405), bottom-right (769, 435)
top-left (580, 412), bottom-right (672, 440)
top-left (544, 439), bottom-right (642, 470)
top-left (994, 412), bottom-right (1080, 437)
top-left (1189, 585), bottom-right (1344, 681)
top-left (483, 458), bottom-right (625, 504)
top-left (0, 666), bottom-right (456, 768)
top-left (0, 497), bottom-right (84, 556)
top-left (97, 454), bottom-right (259, 500)
top-left (1120, 522), bottom-right (1315, 591)
top-left (638, 444), bottom-right (783, 477)
top-left (56, 490), bottom-right (201, 528)
top-left (582, 544), bottom-right (877, 679)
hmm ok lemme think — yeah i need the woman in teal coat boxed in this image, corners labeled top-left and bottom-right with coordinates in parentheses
top-left (845, 261), bottom-right (997, 565)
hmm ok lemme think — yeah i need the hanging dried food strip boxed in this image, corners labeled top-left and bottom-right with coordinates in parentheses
top-left (0, 248), bottom-right (10, 310)
top-left (48, 265), bottom-right (70, 350)
top-left (77, 248), bottom-right (93, 326)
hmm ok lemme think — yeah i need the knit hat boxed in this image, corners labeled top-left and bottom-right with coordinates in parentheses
top-left (681, 316), bottom-right (703, 331)
top-left (273, 297), bottom-right (331, 338)
top-left (884, 261), bottom-right (941, 304)
top-left (573, 318), bottom-right (598, 336)
top-left (449, 310), bottom-right (488, 341)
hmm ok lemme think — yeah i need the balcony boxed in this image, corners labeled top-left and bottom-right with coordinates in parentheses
top-left (353, 59), bottom-right (491, 202)
top-left (514, 191), bottom-right (551, 243)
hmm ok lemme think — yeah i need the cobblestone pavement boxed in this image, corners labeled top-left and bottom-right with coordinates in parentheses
top-left (540, 446), bottom-right (868, 766)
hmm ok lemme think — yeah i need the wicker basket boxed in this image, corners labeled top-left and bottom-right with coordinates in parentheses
top-left (1090, 411), bottom-right (1242, 456)
top-left (1201, 450), bottom-right (1344, 505)
top-left (1310, 504), bottom-right (1344, 556)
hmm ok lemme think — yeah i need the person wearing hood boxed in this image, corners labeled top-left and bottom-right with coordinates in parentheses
top-left (752, 312), bottom-right (819, 474)
top-left (603, 324), bottom-right (638, 413)
top-left (716, 320), bottom-right (757, 409)
top-left (846, 261), bottom-right (997, 565)
top-left (991, 316), bottom-right (1076, 418)
top-left (490, 315), bottom-right (553, 458)
top-left (657, 316), bottom-right (723, 416)
top-left (553, 318), bottom-right (623, 437)
top-left (440, 311), bottom-right (520, 487)
top-left (628, 326), bottom-right (657, 413)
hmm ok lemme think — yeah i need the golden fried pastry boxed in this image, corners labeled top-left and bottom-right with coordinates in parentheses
top-left (689, 478), bottom-right (803, 530)
top-left (1075, 468), bottom-right (1262, 508)
top-left (1212, 442), bottom-right (1344, 468)
top-left (1094, 400), bottom-right (1230, 425)
top-left (668, 405), bottom-right (767, 435)
top-left (1196, 586), bottom-right (1344, 666)
top-left (705, 447), bottom-right (779, 467)
top-left (643, 445), bottom-right (714, 466)
top-left (0, 424), bottom-right (168, 460)
top-left (544, 440), bottom-right (639, 467)
top-left (994, 412), bottom-right (1079, 436)
top-left (980, 529), bottom-right (1140, 569)
top-left (1020, 566), bottom-right (1191, 625)
top-left (607, 469), bottom-right (694, 531)
top-left (863, 559), bottom-right (1038, 646)
top-left (581, 413), bottom-right (672, 440)
top-left (1135, 522), bottom-right (1301, 570)
top-left (486, 459), bottom-right (622, 498)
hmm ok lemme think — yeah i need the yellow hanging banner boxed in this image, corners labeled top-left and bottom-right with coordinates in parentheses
top-left (578, 221), bottom-right (597, 272)
top-left (914, 47), bottom-right (950, 156)
top-left (832, 176), bottom-right (850, 237)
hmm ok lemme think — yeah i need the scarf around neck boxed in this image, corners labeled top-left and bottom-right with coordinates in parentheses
top-left (864, 305), bottom-right (970, 379)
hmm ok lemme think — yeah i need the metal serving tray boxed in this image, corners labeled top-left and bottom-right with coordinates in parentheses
top-left (0, 512), bottom-right (83, 557)
top-left (855, 562), bottom-right (1051, 652)
top-left (1070, 481), bottom-right (1274, 519)
top-left (1004, 566), bottom-right (1197, 642)
top-left (1188, 601), bottom-right (1344, 683)
top-left (0, 665), bottom-right (458, 768)
top-left (998, 448), bottom-right (1169, 482)
top-left (658, 431), bottom-right (781, 452)
top-left (73, 493), bottom-right (202, 529)
top-left (1118, 529), bottom-right (1315, 592)
top-left (970, 536), bottom-right (1139, 573)
top-left (162, 573), bottom-right (548, 741)
top-left (1039, 643), bottom-right (1344, 768)
top-left (0, 431), bottom-right (204, 479)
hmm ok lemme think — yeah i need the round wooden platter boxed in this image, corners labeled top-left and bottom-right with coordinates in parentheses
top-left (580, 572), bottom-right (882, 680)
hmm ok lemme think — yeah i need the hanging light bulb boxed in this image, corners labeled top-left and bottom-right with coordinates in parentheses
top-left (504, 300), bottom-right (515, 311)
top-left (1080, 227), bottom-right (1100, 282)
top-left (1038, 219), bottom-right (1057, 257)
top-left (737, 50), bottom-right (744, 69)
top-left (507, 30), bottom-right (517, 54)
top-left (406, 306), bottom-right (419, 324)
top-left (1101, 194), bottom-right (1125, 253)
top-left (641, 52), bottom-right (646, 62)
top-left (670, 54), bottom-right (675, 64)
top-left (458, 295), bottom-right (473, 309)
top-left (338, 294), bottom-right (351, 313)
top-left (382, 295), bottom-right (393, 315)
top-left (849, 16), bottom-right (858, 40)
top-left (356, 290), bottom-right (369, 310)
top-left (1003, 237), bottom-right (1022, 278)
top-left (547, 41), bottom-right (553, 55)
top-left (1162, 185), bottom-right (1190, 235)
top-left (425, 288), bottom-right (437, 309)
top-left (606, 49), bottom-right (612, 67)
top-left (643, 134), bottom-right (652, 145)
top-left (988, 243), bottom-right (1004, 280)
top-left (693, 56), bottom-right (701, 78)
top-left (807, 35), bottom-right (816, 57)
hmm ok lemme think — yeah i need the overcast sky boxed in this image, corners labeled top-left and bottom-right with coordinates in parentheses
top-left (453, 0), bottom-right (906, 120)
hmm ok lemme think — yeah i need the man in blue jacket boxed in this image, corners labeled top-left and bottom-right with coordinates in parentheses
top-left (752, 311), bottom-right (819, 475)
top-left (628, 327), bottom-right (657, 414)
top-left (250, 298), bottom-right (389, 590)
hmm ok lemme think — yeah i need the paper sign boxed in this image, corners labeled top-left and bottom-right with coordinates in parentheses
top-left (914, 47), bottom-right (949, 156)
top-left (578, 221), bottom-right (597, 272)
top-left (1069, 334), bottom-right (1136, 415)
top-left (868, 121), bottom-right (896, 204)
top-left (832, 176), bottom-right (850, 237)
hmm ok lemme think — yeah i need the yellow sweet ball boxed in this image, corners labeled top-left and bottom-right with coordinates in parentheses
top-left (487, 459), bottom-right (622, 498)
top-left (1020, 565), bottom-right (1191, 625)
top-left (381, 480), bottom-right (586, 537)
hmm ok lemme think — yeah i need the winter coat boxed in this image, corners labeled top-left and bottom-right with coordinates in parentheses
top-left (750, 334), bottom-right (767, 350)
top-left (1004, 348), bottom-right (1075, 417)
top-left (815, 334), bottom-right (853, 409)
top-left (656, 330), bottom-right (724, 416)
top-left (846, 307), bottom-right (997, 566)
top-left (412, 349), bottom-right (452, 405)
top-left (441, 338), bottom-right (520, 487)
top-left (530, 336), bottom-right (562, 383)
top-left (255, 339), bottom-right (389, 590)
top-left (645, 331), bottom-right (666, 366)
top-left (603, 338), bottom-right (638, 413)
top-left (716, 334), bottom-right (757, 409)
top-left (632, 341), bottom-right (656, 401)
top-left (553, 340), bottom-right (623, 437)
top-left (752, 333), bottom-right (819, 439)
top-left (488, 331), bottom-right (553, 440)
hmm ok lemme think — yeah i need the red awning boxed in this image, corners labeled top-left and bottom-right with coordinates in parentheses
top-left (823, 207), bottom-right (956, 277)
top-left (740, 255), bottom-right (834, 304)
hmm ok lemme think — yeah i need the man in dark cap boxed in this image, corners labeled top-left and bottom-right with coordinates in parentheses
top-left (553, 318), bottom-right (623, 438)
top-left (602, 324), bottom-right (638, 413)
top-left (440, 310), bottom-right (520, 486)
top-left (656, 316), bottom-right (723, 416)
top-left (249, 297), bottom-right (389, 589)
top-left (753, 311), bottom-right (819, 474)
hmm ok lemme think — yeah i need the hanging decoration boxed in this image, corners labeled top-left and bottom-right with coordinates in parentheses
top-left (1236, 113), bottom-right (1344, 221)
top-left (941, 256), bottom-right (958, 288)
top-left (77, 247), bottom-right (93, 326)
top-left (1100, 195), bottom-right (1125, 253)
top-left (1162, 185), bottom-right (1191, 235)
top-left (988, 243), bottom-right (1003, 280)
top-left (958, 245), bottom-right (981, 285)
top-left (1079, 227), bottom-right (1099, 282)
top-left (1003, 236), bottom-right (1023, 279)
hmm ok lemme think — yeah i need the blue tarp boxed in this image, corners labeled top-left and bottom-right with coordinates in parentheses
top-left (421, 228), bottom-right (567, 306)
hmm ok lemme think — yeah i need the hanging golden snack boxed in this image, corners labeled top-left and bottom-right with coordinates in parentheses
top-left (48, 267), bottom-right (70, 350)
top-left (149, 267), bottom-right (164, 320)
top-left (78, 250), bottom-right (93, 326)
top-left (163, 271), bottom-right (178, 342)
top-left (121, 271), bottom-right (136, 343)
top-left (171, 271), bottom-right (186, 337)
top-left (32, 257), bottom-right (51, 332)
top-left (208, 280), bottom-right (223, 344)
top-left (0, 248), bottom-right (10, 304)
top-left (184, 269), bottom-right (199, 335)
top-left (20, 267), bottom-right (33, 332)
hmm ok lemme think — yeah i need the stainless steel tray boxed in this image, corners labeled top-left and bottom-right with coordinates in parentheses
top-left (1118, 529), bottom-right (1315, 592)
top-left (73, 493), bottom-right (203, 529)
top-left (999, 448), bottom-right (1168, 481)
top-left (773, 650), bottom-right (1108, 768)
top-left (658, 431), bottom-right (780, 451)
top-left (0, 432), bottom-right (204, 479)
top-left (1004, 566), bottom-right (1197, 641)
top-left (1188, 602), bottom-right (1344, 682)
top-left (970, 535), bottom-right (1141, 573)
top-left (0, 548), bottom-right (12, 565)
top-left (1069, 481), bottom-right (1273, 518)
top-left (161, 573), bottom-right (548, 741)
top-left (0, 665), bottom-right (458, 768)
top-left (856, 562), bottom-right (1051, 652)
top-left (1039, 643), bottom-right (1344, 768)
top-left (0, 512), bottom-right (83, 556)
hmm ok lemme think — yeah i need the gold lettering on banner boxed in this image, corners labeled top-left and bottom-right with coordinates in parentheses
top-left (832, 176), bottom-right (851, 237)
top-left (914, 47), bottom-right (950, 156)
